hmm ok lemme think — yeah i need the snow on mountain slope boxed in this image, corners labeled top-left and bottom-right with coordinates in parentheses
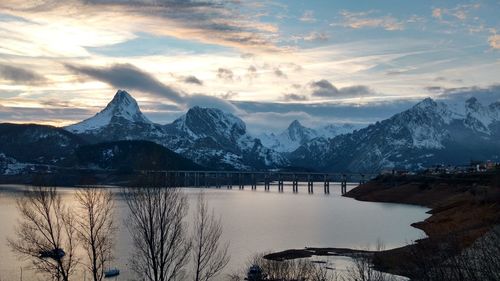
top-left (66, 90), bottom-right (152, 134)
top-left (163, 106), bottom-right (288, 169)
top-left (259, 120), bottom-right (360, 152)
top-left (64, 91), bottom-right (287, 170)
top-left (289, 97), bottom-right (500, 172)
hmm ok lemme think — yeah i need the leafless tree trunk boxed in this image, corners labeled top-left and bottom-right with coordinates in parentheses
top-left (192, 192), bottom-right (229, 281)
top-left (74, 188), bottom-right (116, 281)
top-left (124, 187), bottom-right (191, 281)
top-left (8, 186), bottom-right (78, 281)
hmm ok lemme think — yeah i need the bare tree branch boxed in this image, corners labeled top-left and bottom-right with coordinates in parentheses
top-left (123, 187), bottom-right (191, 281)
top-left (8, 186), bottom-right (79, 281)
top-left (192, 192), bottom-right (229, 281)
top-left (74, 188), bottom-right (116, 281)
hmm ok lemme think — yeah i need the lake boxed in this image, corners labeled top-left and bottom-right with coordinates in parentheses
top-left (0, 183), bottom-right (429, 280)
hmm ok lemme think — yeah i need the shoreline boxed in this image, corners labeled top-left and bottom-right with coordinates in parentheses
top-left (264, 172), bottom-right (500, 277)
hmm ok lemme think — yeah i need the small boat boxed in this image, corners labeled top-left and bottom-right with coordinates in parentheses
top-left (246, 265), bottom-right (263, 281)
top-left (39, 248), bottom-right (65, 260)
top-left (104, 268), bottom-right (120, 278)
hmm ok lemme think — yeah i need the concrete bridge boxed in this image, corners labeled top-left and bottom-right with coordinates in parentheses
top-left (141, 170), bottom-right (377, 195)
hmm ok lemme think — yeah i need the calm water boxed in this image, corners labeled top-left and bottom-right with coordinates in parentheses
top-left (0, 183), bottom-right (429, 280)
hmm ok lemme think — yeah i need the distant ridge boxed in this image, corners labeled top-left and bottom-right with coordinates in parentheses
top-left (1, 90), bottom-right (499, 174)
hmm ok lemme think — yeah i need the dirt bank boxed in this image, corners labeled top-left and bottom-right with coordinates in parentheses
top-left (266, 171), bottom-right (500, 278)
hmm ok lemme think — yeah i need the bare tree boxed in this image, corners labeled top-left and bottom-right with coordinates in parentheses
top-left (246, 253), bottom-right (336, 281)
top-left (192, 192), bottom-right (229, 281)
top-left (344, 242), bottom-right (395, 281)
top-left (74, 188), bottom-right (116, 281)
top-left (124, 187), bottom-right (192, 281)
top-left (8, 186), bottom-right (78, 281)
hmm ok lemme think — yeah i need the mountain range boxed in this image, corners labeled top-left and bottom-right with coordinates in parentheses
top-left (1, 90), bottom-right (499, 176)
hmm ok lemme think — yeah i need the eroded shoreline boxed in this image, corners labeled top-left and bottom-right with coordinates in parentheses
top-left (264, 172), bottom-right (500, 277)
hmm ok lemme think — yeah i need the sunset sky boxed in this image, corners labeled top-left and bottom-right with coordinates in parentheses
top-left (0, 0), bottom-right (499, 133)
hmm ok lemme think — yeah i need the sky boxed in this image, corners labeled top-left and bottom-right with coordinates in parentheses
top-left (0, 0), bottom-right (499, 134)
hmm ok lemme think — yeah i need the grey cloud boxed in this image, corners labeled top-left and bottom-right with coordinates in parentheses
top-left (274, 68), bottom-right (287, 79)
top-left (340, 85), bottom-right (373, 96)
top-left (220, 91), bottom-right (238, 99)
top-left (432, 76), bottom-right (463, 83)
top-left (426, 84), bottom-right (500, 104)
top-left (310, 79), bottom-right (339, 97)
top-left (65, 63), bottom-right (185, 104)
top-left (0, 64), bottom-right (46, 84)
top-left (182, 75), bottom-right (203, 85)
top-left (246, 65), bottom-right (258, 80)
top-left (282, 93), bottom-right (308, 101)
top-left (0, 104), bottom-right (93, 124)
top-left (241, 53), bottom-right (255, 59)
top-left (216, 68), bottom-right (234, 81)
top-left (65, 63), bottom-right (246, 114)
top-left (310, 79), bottom-right (374, 98)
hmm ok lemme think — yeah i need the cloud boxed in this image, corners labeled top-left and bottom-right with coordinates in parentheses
top-left (432, 4), bottom-right (481, 23)
top-left (310, 79), bottom-right (375, 98)
top-left (274, 68), bottom-right (287, 79)
top-left (432, 8), bottom-right (443, 19)
top-left (338, 10), bottom-right (404, 31)
top-left (185, 94), bottom-right (240, 114)
top-left (310, 79), bottom-right (339, 97)
top-left (65, 63), bottom-right (184, 104)
top-left (303, 31), bottom-right (329, 42)
top-left (489, 33), bottom-right (500, 49)
top-left (181, 75), bottom-right (203, 85)
top-left (246, 65), bottom-right (258, 79)
top-left (290, 31), bottom-right (329, 43)
top-left (282, 93), bottom-right (308, 101)
top-left (299, 10), bottom-right (316, 23)
top-left (64, 62), bottom-right (247, 114)
top-left (0, 0), bottom-right (281, 54)
top-left (240, 53), bottom-right (255, 59)
top-left (216, 68), bottom-right (234, 81)
top-left (0, 64), bottom-right (46, 84)
top-left (219, 91), bottom-right (238, 99)
top-left (424, 84), bottom-right (500, 104)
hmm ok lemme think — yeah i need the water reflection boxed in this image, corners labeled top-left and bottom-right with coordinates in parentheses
top-left (0, 184), bottom-right (429, 281)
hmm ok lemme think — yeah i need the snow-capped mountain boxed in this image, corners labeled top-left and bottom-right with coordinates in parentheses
top-left (289, 97), bottom-right (500, 172)
top-left (64, 90), bottom-right (288, 170)
top-left (259, 120), bottom-right (360, 152)
top-left (65, 90), bottom-right (167, 143)
top-left (1, 90), bottom-right (499, 174)
top-left (67, 90), bottom-right (152, 133)
top-left (162, 106), bottom-right (288, 169)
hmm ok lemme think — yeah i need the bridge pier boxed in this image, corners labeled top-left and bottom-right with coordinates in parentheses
top-left (251, 173), bottom-right (257, 190)
top-left (341, 174), bottom-right (347, 195)
top-left (226, 173), bottom-right (231, 189)
top-left (278, 174), bottom-right (284, 192)
top-left (292, 174), bottom-right (298, 193)
top-left (215, 173), bottom-right (220, 188)
top-left (324, 174), bottom-right (330, 194)
top-left (307, 175), bottom-right (314, 193)
top-left (239, 173), bottom-right (244, 190)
